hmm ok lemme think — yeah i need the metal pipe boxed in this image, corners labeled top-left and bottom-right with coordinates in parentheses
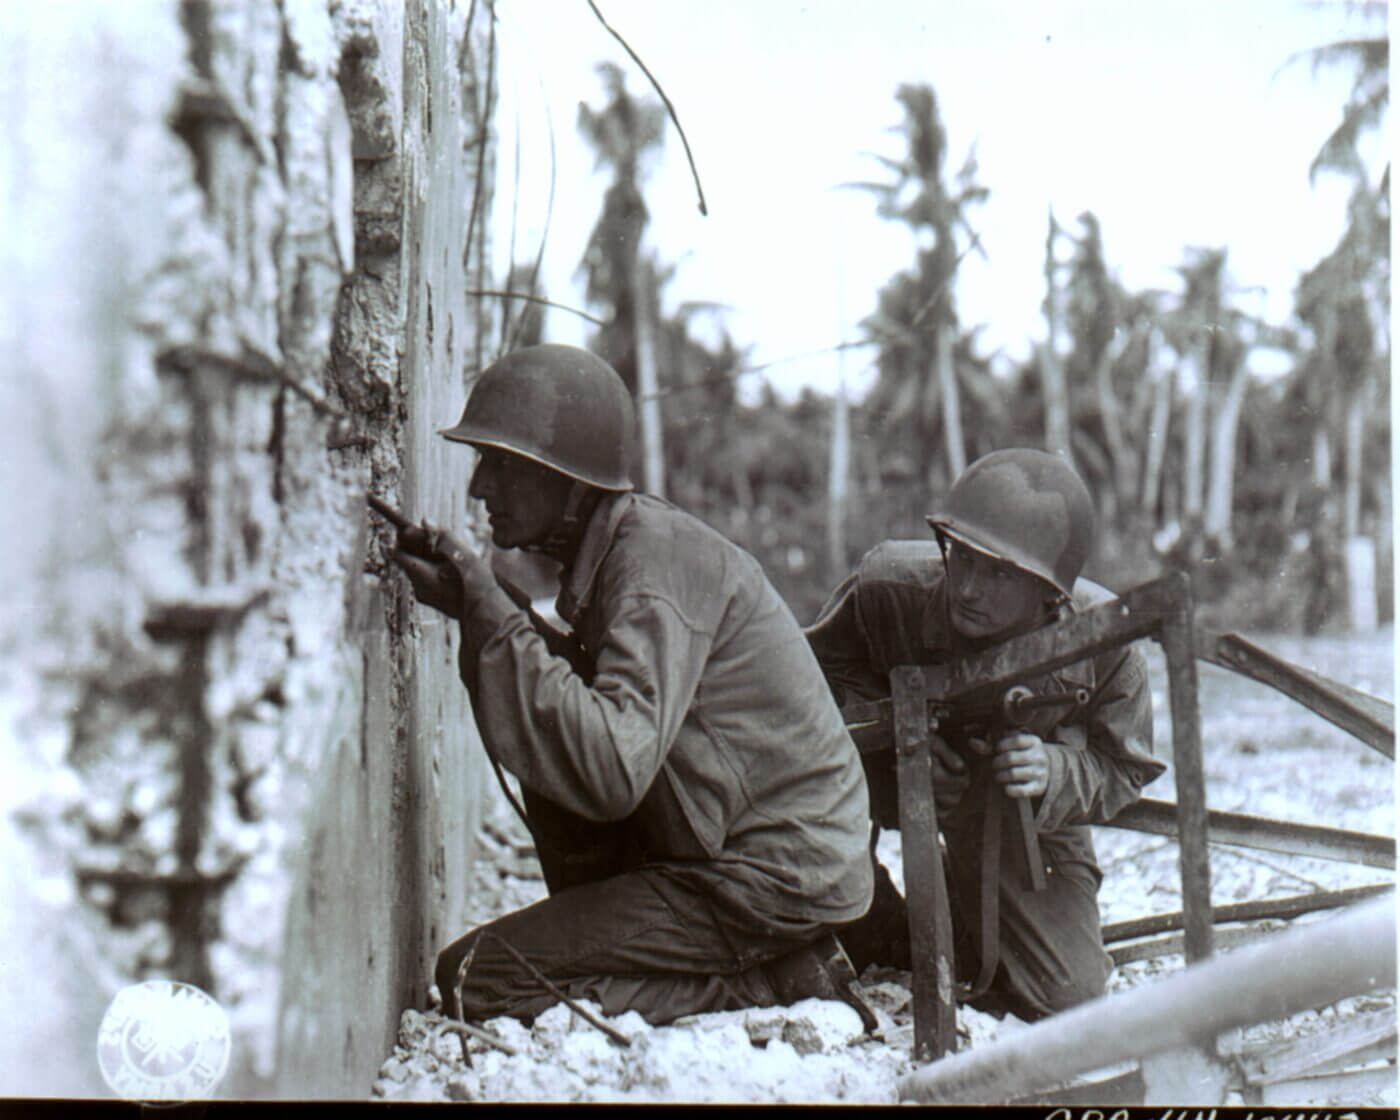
top-left (898, 895), bottom-right (1396, 1105)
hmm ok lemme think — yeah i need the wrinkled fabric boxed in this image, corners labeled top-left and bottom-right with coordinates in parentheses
top-left (437, 857), bottom-right (793, 1026)
top-left (440, 492), bottom-right (874, 1022)
top-left (804, 539), bottom-right (1164, 1019)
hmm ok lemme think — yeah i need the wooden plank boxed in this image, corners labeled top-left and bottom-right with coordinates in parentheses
top-left (1109, 923), bottom-right (1270, 967)
top-left (1255, 1065), bottom-right (1398, 1106)
top-left (1104, 884), bottom-right (1396, 943)
top-left (1104, 798), bottom-right (1396, 869)
top-left (891, 666), bottom-right (957, 1062)
top-left (1196, 628), bottom-right (1395, 757)
top-left (1242, 1009), bottom-right (1398, 1085)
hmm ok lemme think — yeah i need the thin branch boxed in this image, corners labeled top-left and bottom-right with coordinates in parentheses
top-left (585, 0), bottom-right (709, 216)
top-left (480, 931), bottom-right (632, 1047)
top-left (467, 290), bottom-right (607, 326)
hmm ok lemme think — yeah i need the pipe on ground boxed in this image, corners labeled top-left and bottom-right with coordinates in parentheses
top-left (898, 895), bottom-right (1396, 1105)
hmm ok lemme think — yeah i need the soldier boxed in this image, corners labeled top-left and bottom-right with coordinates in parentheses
top-left (806, 449), bottom-right (1165, 1022)
top-left (390, 344), bottom-right (874, 1028)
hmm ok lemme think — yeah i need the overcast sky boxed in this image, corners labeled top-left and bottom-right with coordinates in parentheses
top-left (487, 0), bottom-right (1385, 400)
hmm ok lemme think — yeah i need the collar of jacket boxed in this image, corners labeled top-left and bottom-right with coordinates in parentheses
top-left (555, 489), bottom-right (631, 626)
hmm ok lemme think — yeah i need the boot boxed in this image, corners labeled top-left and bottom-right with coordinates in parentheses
top-left (764, 932), bottom-right (880, 1034)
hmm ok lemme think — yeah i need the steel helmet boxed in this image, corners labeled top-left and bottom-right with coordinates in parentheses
top-left (439, 344), bottom-right (636, 491)
top-left (926, 448), bottom-right (1094, 598)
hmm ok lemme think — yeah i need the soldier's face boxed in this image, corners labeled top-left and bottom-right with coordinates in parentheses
top-left (943, 539), bottom-right (1050, 642)
top-left (468, 447), bottom-right (575, 549)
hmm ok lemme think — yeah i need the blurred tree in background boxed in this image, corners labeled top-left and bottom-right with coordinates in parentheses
top-left (548, 24), bottom-right (1389, 633)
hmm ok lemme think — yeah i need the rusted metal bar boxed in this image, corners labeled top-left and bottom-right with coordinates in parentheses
top-left (898, 894), bottom-right (1396, 1104)
top-left (911, 572), bottom-right (1186, 707)
top-left (1104, 883), bottom-right (1394, 943)
top-left (1196, 628), bottom-right (1395, 757)
top-left (1105, 797), bottom-right (1396, 869)
top-left (1160, 587), bottom-right (1213, 962)
top-left (891, 666), bottom-right (957, 1063)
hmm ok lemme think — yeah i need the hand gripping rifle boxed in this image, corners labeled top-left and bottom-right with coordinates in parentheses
top-left (843, 682), bottom-right (1089, 894)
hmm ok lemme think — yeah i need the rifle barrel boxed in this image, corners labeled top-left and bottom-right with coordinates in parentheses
top-left (367, 493), bottom-right (413, 531)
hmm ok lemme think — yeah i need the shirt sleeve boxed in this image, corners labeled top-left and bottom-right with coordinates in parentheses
top-left (1033, 643), bottom-right (1165, 831)
top-left (804, 568), bottom-right (889, 706)
top-left (455, 582), bottom-right (715, 822)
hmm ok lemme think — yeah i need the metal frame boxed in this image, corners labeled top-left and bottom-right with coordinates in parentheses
top-left (885, 569), bottom-right (1396, 1065)
top-left (890, 570), bottom-right (1211, 1060)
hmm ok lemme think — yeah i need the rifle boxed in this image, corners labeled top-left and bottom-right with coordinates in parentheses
top-left (367, 493), bottom-right (414, 532)
top-left (843, 683), bottom-right (1088, 893)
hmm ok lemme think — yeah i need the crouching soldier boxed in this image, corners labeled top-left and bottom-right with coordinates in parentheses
top-left (390, 344), bottom-right (874, 1028)
top-left (805, 449), bottom-right (1165, 1022)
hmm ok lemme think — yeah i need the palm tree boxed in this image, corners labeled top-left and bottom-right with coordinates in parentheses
top-left (1287, 4), bottom-right (1389, 628)
top-left (848, 84), bottom-right (988, 497)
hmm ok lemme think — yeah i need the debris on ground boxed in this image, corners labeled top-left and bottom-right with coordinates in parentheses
top-left (371, 645), bottom-right (1396, 1105)
top-left (369, 981), bottom-right (1016, 1104)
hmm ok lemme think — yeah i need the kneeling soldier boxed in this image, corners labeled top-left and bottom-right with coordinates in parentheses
top-left (806, 449), bottom-right (1164, 1022)
top-left (392, 344), bottom-right (874, 1027)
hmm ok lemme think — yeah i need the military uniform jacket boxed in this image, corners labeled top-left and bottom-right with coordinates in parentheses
top-left (805, 539), bottom-right (1165, 879)
top-left (455, 490), bottom-right (874, 936)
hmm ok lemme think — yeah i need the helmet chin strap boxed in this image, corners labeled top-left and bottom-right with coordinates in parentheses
top-left (522, 480), bottom-right (599, 562)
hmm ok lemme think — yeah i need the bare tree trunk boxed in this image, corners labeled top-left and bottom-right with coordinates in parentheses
top-left (1343, 384), bottom-right (1365, 538)
top-left (1141, 361), bottom-right (1173, 522)
top-left (827, 377), bottom-right (850, 585)
top-left (1342, 382), bottom-right (1376, 632)
top-left (935, 327), bottom-right (965, 481)
top-left (1181, 342), bottom-right (1208, 523)
top-left (1040, 213), bottom-right (1073, 460)
top-left (632, 266), bottom-right (665, 497)
top-left (1203, 353), bottom-right (1251, 544)
top-left (1094, 338), bottom-right (1134, 508)
top-left (1312, 425), bottom-right (1333, 489)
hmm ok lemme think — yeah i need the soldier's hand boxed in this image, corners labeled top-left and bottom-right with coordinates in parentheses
top-left (393, 551), bottom-right (464, 618)
top-left (396, 520), bottom-right (439, 561)
top-left (426, 526), bottom-right (497, 607)
top-left (990, 731), bottom-right (1050, 799)
top-left (930, 733), bottom-right (970, 814)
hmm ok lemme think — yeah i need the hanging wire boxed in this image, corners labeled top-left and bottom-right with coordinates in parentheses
top-left (584, 0), bottom-right (709, 216)
top-left (637, 337), bottom-right (879, 402)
